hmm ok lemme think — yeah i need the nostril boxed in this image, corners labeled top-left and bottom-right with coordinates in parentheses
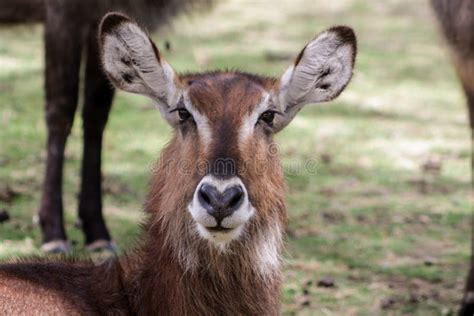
top-left (199, 187), bottom-right (211, 205)
top-left (228, 191), bottom-right (243, 209)
top-left (198, 184), bottom-right (220, 212)
top-left (222, 186), bottom-right (244, 211)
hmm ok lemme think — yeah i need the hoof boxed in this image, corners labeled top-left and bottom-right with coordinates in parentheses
top-left (85, 239), bottom-right (117, 253)
top-left (41, 240), bottom-right (71, 253)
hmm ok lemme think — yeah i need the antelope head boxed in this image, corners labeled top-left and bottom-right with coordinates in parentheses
top-left (99, 13), bottom-right (356, 265)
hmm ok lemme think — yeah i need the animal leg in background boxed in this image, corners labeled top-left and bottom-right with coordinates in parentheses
top-left (459, 81), bottom-right (474, 316)
top-left (78, 26), bottom-right (115, 251)
top-left (38, 2), bottom-right (83, 252)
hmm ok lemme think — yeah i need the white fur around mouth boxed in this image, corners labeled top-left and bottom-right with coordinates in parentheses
top-left (188, 175), bottom-right (256, 248)
top-left (196, 223), bottom-right (244, 248)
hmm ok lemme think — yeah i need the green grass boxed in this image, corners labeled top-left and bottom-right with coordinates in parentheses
top-left (0, 0), bottom-right (471, 314)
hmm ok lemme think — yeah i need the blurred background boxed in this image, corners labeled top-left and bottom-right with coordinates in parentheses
top-left (0, 0), bottom-right (471, 314)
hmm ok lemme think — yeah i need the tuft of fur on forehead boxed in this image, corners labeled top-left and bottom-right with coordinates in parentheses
top-left (177, 71), bottom-right (280, 163)
top-left (182, 70), bottom-right (278, 89)
top-left (181, 70), bottom-right (278, 116)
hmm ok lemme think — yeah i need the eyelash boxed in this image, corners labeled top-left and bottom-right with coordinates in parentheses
top-left (257, 110), bottom-right (281, 127)
top-left (170, 107), bottom-right (193, 124)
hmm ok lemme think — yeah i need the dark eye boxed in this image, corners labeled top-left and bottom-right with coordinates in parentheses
top-left (177, 108), bottom-right (192, 123)
top-left (258, 110), bottom-right (276, 126)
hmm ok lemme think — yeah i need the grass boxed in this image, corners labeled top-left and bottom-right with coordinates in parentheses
top-left (0, 0), bottom-right (472, 314)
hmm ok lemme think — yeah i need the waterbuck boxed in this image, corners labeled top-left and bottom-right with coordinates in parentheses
top-left (0, 13), bottom-right (356, 314)
top-left (0, 0), bottom-right (211, 253)
top-left (431, 1), bottom-right (474, 315)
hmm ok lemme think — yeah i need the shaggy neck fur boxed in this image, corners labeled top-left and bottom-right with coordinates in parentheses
top-left (124, 135), bottom-right (287, 315)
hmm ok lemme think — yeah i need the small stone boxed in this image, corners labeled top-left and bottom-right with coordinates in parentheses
top-left (0, 186), bottom-right (17, 203)
top-left (421, 156), bottom-right (442, 175)
top-left (380, 296), bottom-right (398, 309)
top-left (423, 256), bottom-right (436, 266)
top-left (302, 279), bottom-right (313, 295)
top-left (418, 214), bottom-right (431, 224)
top-left (317, 276), bottom-right (335, 288)
top-left (408, 293), bottom-right (420, 304)
top-left (0, 209), bottom-right (10, 223)
top-left (322, 211), bottom-right (345, 223)
top-left (301, 298), bottom-right (311, 307)
top-left (320, 153), bottom-right (332, 164)
top-left (296, 294), bottom-right (311, 307)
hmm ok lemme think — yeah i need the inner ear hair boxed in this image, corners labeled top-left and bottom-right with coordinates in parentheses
top-left (99, 12), bottom-right (182, 126)
top-left (273, 26), bottom-right (357, 132)
top-left (99, 13), bottom-right (159, 93)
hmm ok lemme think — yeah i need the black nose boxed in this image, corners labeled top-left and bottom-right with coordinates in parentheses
top-left (198, 184), bottom-right (244, 224)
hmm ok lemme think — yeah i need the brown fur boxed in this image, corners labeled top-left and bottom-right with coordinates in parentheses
top-left (0, 11), bottom-right (357, 313)
top-left (0, 71), bottom-right (287, 315)
top-left (0, 258), bottom-right (128, 314)
top-left (128, 71), bottom-right (287, 315)
top-left (431, 1), bottom-right (474, 315)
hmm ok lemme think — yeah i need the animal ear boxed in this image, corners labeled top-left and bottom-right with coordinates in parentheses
top-left (99, 12), bottom-right (182, 125)
top-left (273, 26), bottom-right (357, 132)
